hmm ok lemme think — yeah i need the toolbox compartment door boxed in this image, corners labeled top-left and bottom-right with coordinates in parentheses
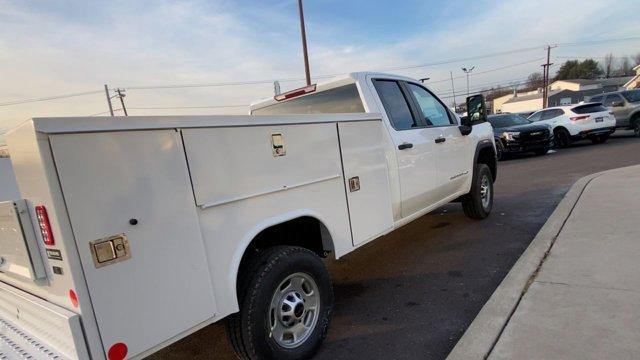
top-left (50, 130), bottom-right (216, 359)
top-left (338, 121), bottom-right (393, 246)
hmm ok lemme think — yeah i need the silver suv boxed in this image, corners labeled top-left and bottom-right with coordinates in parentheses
top-left (587, 89), bottom-right (640, 137)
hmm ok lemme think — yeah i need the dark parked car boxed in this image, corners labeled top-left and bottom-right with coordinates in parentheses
top-left (488, 113), bottom-right (553, 160)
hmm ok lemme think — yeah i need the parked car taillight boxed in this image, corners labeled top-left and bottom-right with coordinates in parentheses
top-left (35, 205), bottom-right (55, 246)
top-left (570, 115), bottom-right (589, 122)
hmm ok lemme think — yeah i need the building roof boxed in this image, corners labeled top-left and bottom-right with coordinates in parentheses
top-left (502, 89), bottom-right (565, 104)
top-left (552, 76), bottom-right (633, 87)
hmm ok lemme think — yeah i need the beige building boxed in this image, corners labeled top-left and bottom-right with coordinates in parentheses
top-left (549, 77), bottom-right (632, 92)
top-left (500, 92), bottom-right (544, 114)
top-left (623, 65), bottom-right (640, 90)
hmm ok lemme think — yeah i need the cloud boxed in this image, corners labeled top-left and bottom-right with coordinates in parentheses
top-left (1, 0), bottom-right (639, 136)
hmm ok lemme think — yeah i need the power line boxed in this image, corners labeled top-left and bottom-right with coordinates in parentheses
top-left (439, 80), bottom-right (532, 100)
top-left (3, 36), bottom-right (639, 107)
top-left (0, 90), bottom-right (102, 107)
top-left (117, 46), bottom-right (548, 91)
top-left (428, 58), bottom-right (544, 84)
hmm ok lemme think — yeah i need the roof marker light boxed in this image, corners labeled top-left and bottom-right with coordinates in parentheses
top-left (274, 84), bottom-right (316, 101)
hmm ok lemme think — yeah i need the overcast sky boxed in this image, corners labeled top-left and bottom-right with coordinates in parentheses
top-left (1, 0), bottom-right (639, 137)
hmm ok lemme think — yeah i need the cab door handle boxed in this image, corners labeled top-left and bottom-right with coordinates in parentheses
top-left (435, 137), bottom-right (446, 144)
top-left (398, 142), bottom-right (413, 150)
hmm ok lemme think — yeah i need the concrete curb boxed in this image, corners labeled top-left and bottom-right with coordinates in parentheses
top-left (446, 170), bottom-right (606, 360)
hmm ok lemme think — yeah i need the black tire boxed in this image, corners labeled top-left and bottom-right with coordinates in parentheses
top-left (554, 128), bottom-right (571, 148)
top-left (228, 246), bottom-right (333, 360)
top-left (534, 147), bottom-right (549, 156)
top-left (633, 121), bottom-right (640, 138)
top-left (590, 135), bottom-right (608, 144)
top-left (462, 164), bottom-right (493, 219)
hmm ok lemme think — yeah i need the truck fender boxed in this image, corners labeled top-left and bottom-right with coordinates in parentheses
top-left (227, 209), bottom-right (336, 308)
top-left (473, 139), bottom-right (498, 182)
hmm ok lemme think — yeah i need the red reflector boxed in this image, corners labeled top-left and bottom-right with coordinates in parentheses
top-left (35, 205), bottom-right (55, 246)
top-left (274, 84), bottom-right (316, 101)
top-left (108, 343), bottom-right (128, 360)
top-left (570, 115), bottom-right (589, 122)
top-left (69, 289), bottom-right (79, 308)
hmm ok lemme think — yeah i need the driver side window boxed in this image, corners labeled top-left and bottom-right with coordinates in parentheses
top-left (406, 83), bottom-right (453, 126)
top-left (528, 111), bottom-right (544, 122)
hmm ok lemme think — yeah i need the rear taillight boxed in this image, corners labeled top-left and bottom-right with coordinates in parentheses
top-left (570, 115), bottom-right (589, 122)
top-left (35, 205), bottom-right (55, 246)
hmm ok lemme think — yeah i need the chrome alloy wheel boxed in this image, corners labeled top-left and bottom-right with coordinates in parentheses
top-left (269, 272), bottom-right (320, 348)
top-left (480, 174), bottom-right (491, 210)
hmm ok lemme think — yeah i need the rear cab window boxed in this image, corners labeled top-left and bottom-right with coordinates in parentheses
top-left (572, 103), bottom-right (608, 114)
top-left (373, 80), bottom-right (418, 130)
top-left (252, 84), bottom-right (365, 115)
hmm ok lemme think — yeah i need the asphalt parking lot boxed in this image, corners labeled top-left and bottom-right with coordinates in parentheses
top-left (151, 131), bottom-right (640, 360)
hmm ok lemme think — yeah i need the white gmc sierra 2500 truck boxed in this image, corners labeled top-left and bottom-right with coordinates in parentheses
top-left (0, 72), bottom-right (496, 360)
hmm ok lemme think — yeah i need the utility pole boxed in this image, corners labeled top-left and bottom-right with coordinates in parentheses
top-left (104, 84), bottom-right (114, 116)
top-left (541, 45), bottom-right (556, 108)
top-left (115, 88), bottom-right (128, 116)
top-left (450, 71), bottom-right (457, 109)
top-left (297, 0), bottom-right (311, 86)
top-left (462, 66), bottom-right (475, 97)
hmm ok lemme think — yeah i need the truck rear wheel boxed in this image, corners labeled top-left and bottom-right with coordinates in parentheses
top-left (462, 164), bottom-right (493, 219)
top-left (228, 246), bottom-right (333, 360)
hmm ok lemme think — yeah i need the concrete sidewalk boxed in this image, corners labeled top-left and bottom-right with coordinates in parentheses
top-left (448, 165), bottom-right (640, 360)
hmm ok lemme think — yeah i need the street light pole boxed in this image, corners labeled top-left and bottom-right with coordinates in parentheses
top-left (450, 71), bottom-right (457, 109)
top-left (298, 0), bottom-right (311, 86)
top-left (462, 66), bottom-right (475, 97)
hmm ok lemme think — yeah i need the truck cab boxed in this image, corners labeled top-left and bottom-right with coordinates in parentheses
top-left (252, 72), bottom-right (497, 222)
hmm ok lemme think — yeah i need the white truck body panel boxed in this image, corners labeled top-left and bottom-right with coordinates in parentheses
top-left (0, 156), bottom-right (19, 201)
top-left (49, 130), bottom-right (218, 358)
top-left (337, 121), bottom-right (394, 246)
top-left (0, 72), bottom-right (495, 359)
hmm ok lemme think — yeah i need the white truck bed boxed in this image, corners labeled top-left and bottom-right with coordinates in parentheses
top-left (3, 112), bottom-right (392, 359)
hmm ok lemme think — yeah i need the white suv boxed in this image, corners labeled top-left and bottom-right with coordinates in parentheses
top-left (527, 103), bottom-right (616, 147)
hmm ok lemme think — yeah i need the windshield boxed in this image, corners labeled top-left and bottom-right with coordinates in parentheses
top-left (621, 90), bottom-right (640, 103)
top-left (487, 114), bottom-right (531, 128)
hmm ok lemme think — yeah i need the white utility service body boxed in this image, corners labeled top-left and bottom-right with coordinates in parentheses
top-left (0, 72), bottom-right (495, 359)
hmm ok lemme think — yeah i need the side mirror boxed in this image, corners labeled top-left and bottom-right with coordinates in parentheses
top-left (466, 94), bottom-right (487, 125)
top-left (459, 115), bottom-right (472, 135)
top-left (611, 101), bottom-right (624, 108)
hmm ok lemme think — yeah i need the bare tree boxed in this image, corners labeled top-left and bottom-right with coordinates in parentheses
top-left (633, 53), bottom-right (640, 66)
top-left (603, 53), bottom-right (615, 78)
top-left (618, 57), bottom-right (633, 76)
top-left (526, 72), bottom-right (544, 89)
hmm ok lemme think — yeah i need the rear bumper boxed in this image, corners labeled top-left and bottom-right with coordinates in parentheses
top-left (0, 282), bottom-right (89, 359)
top-left (574, 126), bottom-right (616, 138)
